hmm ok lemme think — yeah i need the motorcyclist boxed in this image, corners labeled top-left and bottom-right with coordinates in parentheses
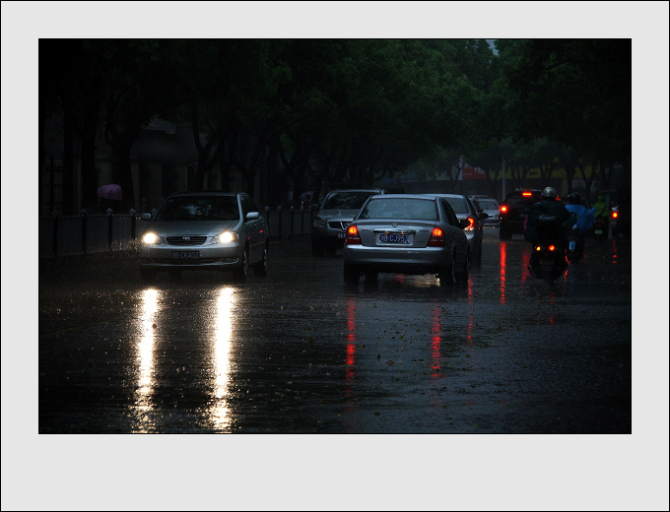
top-left (591, 194), bottom-right (612, 238)
top-left (524, 186), bottom-right (576, 246)
top-left (564, 192), bottom-right (595, 259)
top-left (564, 192), bottom-right (595, 235)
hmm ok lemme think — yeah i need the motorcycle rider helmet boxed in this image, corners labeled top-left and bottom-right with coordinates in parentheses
top-left (542, 186), bottom-right (558, 199)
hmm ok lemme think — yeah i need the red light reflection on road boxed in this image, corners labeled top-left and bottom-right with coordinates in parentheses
top-left (431, 307), bottom-right (442, 378)
top-left (499, 242), bottom-right (507, 304)
top-left (345, 298), bottom-right (356, 386)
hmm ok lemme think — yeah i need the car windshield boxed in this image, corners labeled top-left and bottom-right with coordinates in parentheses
top-left (323, 191), bottom-right (376, 210)
top-left (155, 196), bottom-right (240, 221)
top-left (359, 198), bottom-right (438, 221)
top-left (444, 197), bottom-right (470, 214)
top-left (477, 199), bottom-right (498, 209)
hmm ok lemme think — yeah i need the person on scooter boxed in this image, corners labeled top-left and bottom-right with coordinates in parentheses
top-left (591, 194), bottom-right (612, 239)
top-left (564, 192), bottom-right (595, 260)
top-left (524, 186), bottom-right (575, 247)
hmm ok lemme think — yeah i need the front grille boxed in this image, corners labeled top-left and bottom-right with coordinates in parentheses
top-left (167, 236), bottom-right (207, 246)
top-left (328, 221), bottom-right (350, 230)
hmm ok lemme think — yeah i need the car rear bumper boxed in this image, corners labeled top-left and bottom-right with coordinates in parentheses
top-left (344, 245), bottom-right (450, 274)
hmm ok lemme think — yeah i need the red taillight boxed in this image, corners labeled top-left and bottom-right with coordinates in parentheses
top-left (345, 225), bottom-right (361, 245)
top-left (500, 205), bottom-right (508, 214)
top-left (465, 217), bottom-right (475, 230)
top-left (522, 192), bottom-right (532, 197)
top-left (428, 227), bottom-right (445, 247)
top-left (612, 211), bottom-right (619, 219)
top-left (549, 245), bottom-right (556, 251)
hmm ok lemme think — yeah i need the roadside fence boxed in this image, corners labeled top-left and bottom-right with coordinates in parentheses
top-left (39, 207), bottom-right (316, 258)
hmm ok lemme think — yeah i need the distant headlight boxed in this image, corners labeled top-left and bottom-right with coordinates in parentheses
top-left (142, 232), bottom-right (161, 244)
top-left (211, 231), bottom-right (238, 244)
top-left (314, 217), bottom-right (327, 229)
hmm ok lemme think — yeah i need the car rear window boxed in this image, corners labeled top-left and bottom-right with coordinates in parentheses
top-left (444, 196), bottom-right (470, 214)
top-left (323, 191), bottom-right (377, 210)
top-left (359, 198), bottom-right (438, 221)
top-left (477, 199), bottom-right (498, 209)
top-left (156, 196), bottom-right (240, 221)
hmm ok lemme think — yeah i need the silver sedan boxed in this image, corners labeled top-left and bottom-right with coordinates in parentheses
top-left (139, 192), bottom-right (269, 281)
top-left (343, 194), bottom-right (470, 287)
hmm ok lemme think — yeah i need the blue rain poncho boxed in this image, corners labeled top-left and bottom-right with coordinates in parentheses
top-left (565, 204), bottom-right (595, 234)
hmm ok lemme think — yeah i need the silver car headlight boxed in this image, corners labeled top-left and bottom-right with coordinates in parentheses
top-left (211, 231), bottom-right (239, 244)
top-left (313, 217), bottom-right (327, 229)
top-left (142, 232), bottom-right (162, 244)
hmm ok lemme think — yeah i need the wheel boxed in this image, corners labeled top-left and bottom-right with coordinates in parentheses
top-left (254, 244), bottom-right (268, 276)
top-left (456, 252), bottom-right (470, 285)
top-left (233, 246), bottom-right (249, 281)
top-left (440, 253), bottom-right (457, 287)
top-left (344, 264), bottom-right (360, 286)
top-left (311, 237), bottom-right (324, 257)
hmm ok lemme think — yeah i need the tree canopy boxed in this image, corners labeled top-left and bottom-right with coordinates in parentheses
top-left (39, 38), bottom-right (632, 212)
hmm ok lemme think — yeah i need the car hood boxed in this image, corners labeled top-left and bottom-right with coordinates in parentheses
top-left (318, 209), bottom-right (361, 220)
top-left (146, 220), bottom-right (240, 236)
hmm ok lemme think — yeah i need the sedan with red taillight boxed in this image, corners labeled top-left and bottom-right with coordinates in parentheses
top-left (343, 194), bottom-right (470, 287)
top-left (424, 194), bottom-right (487, 261)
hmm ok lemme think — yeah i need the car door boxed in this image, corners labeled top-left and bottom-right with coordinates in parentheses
top-left (240, 195), bottom-right (265, 263)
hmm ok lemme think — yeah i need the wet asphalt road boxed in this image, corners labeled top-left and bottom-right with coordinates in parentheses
top-left (38, 227), bottom-right (632, 433)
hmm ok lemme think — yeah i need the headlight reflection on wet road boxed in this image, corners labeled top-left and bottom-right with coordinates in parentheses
top-left (132, 288), bottom-right (159, 433)
top-left (208, 287), bottom-right (237, 431)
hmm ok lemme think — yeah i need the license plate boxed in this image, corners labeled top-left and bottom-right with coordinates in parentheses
top-left (595, 229), bottom-right (603, 235)
top-left (172, 251), bottom-right (200, 259)
top-left (337, 232), bottom-right (346, 239)
top-left (377, 233), bottom-right (411, 244)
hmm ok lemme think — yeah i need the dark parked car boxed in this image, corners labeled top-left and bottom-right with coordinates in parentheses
top-left (499, 189), bottom-right (543, 239)
top-left (311, 188), bottom-right (387, 256)
top-left (139, 192), bottom-right (269, 281)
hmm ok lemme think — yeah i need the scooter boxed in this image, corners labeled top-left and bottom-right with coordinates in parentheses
top-left (592, 215), bottom-right (609, 240)
top-left (528, 215), bottom-right (568, 281)
top-left (567, 225), bottom-right (585, 262)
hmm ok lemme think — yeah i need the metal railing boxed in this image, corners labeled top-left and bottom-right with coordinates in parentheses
top-left (39, 208), bottom-right (316, 258)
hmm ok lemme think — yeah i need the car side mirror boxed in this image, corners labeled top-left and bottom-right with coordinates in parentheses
top-left (141, 213), bottom-right (152, 221)
top-left (246, 212), bottom-right (260, 220)
top-left (459, 219), bottom-right (470, 229)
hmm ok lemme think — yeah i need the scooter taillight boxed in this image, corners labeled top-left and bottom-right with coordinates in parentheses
top-left (549, 245), bottom-right (556, 251)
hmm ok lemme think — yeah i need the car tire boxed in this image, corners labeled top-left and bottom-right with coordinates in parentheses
top-left (457, 252), bottom-right (470, 285)
top-left (344, 264), bottom-right (360, 286)
top-left (311, 238), bottom-right (325, 257)
top-left (233, 246), bottom-right (249, 281)
top-left (253, 244), bottom-right (269, 276)
top-left (440, 253), bottom-right (456, 287)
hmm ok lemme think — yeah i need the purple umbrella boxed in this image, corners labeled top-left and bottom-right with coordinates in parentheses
top-left (97, 184), bottom-right (122, 201)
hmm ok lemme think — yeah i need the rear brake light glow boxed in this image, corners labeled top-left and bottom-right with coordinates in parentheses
top-left (549, 245), bottom-right (556, 251)
top-left (465, 217), bottom-right (475, 231)
top-left (612, 211), bottom-right (619, 219)
top-left (428, 227), bottom-right (445, 247)
top-left (522, 192), bottom-right (532, 197)
top-left (345, 225), bottom-right (361, 245)
top-left (500, 205), bottom-right (508, 213)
